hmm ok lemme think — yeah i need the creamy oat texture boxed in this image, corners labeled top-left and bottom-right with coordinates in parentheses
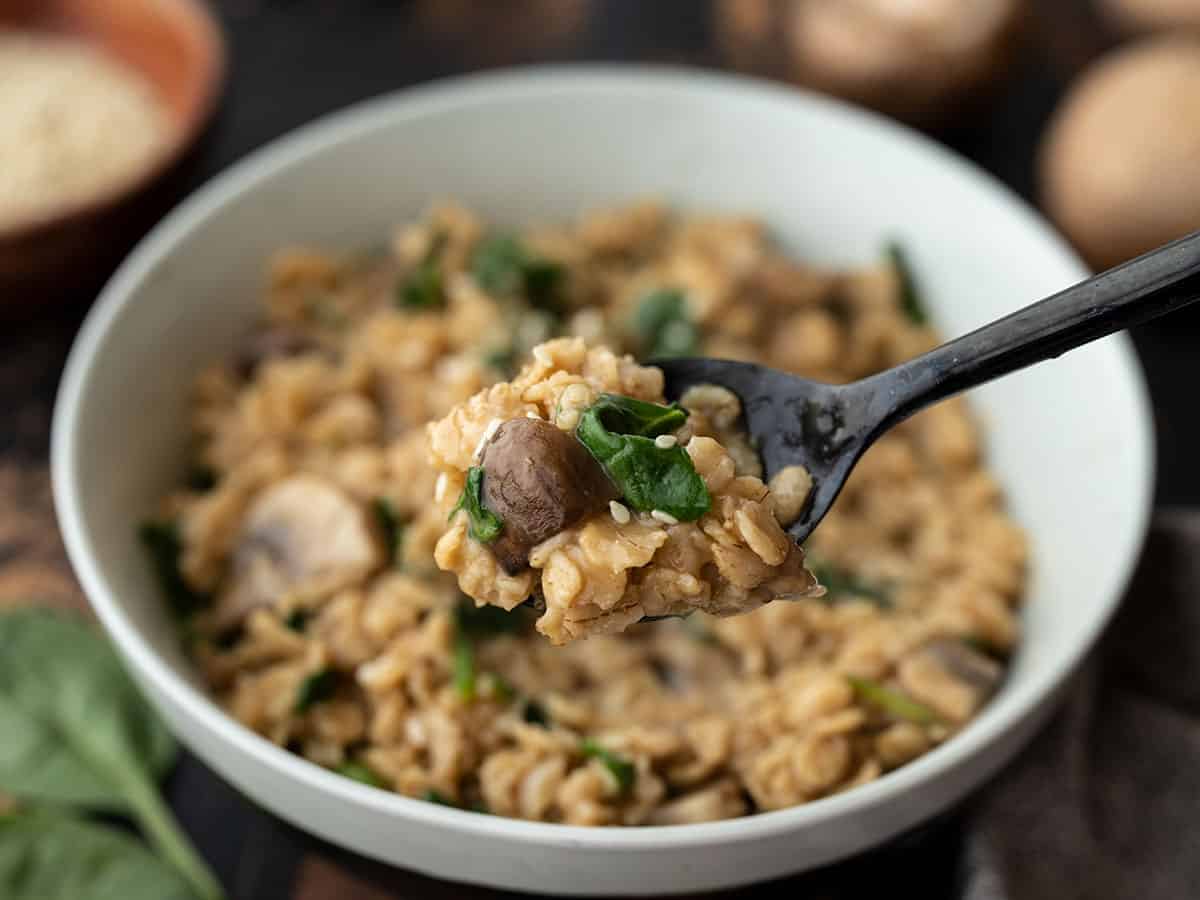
top-left (158, 202), bottom-right (1026, 824)
top-left (429, 339), bottom-right (821, 643)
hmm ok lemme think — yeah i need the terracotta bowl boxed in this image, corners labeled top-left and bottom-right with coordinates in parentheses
top-left (0, 0), bottom-right (224, 311)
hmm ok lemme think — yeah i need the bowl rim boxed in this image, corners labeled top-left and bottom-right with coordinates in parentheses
top-left (52, 63), bottom-right (1155, 851)
top-left (0, 0), bottom-right (227, 243)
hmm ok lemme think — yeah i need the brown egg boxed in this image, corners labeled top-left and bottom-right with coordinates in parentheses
top-left (1039, 36), bottom-right (1200, 269)
top-left (1100, 0), bottom-right (1200, 32)
top-left (715, 0), bottom-right (1026, 125)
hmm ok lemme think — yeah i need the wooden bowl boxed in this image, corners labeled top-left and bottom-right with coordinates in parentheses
top-left (0, 0), bottom-right (225, 310)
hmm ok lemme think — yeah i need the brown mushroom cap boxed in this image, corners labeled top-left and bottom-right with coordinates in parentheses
top-left (1039, 36), bottom-right (1200, 269)
top-left (480, 417), bottom-right (618, 574)
top-left (715, 0), bottom-right (1025, 125)
top-left (215, 474), bottom-right (383, 627)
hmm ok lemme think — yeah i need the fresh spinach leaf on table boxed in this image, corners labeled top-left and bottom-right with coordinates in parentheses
top-left (0, 810), bottom-right (195, 900)
top-left (0, 608), bottom-right (223, 900)
top-left (0, 608), bottom-right (175, 809)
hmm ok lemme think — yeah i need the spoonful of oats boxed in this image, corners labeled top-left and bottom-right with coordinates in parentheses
top-left (429, 341), bottom-right (822, 645)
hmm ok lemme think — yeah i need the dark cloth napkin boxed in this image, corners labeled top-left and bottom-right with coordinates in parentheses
top-left (962, 508), bottom-right (1200, 900)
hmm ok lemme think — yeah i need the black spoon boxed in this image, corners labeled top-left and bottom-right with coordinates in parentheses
top-left (656, 230), bottom-right (1200, 546)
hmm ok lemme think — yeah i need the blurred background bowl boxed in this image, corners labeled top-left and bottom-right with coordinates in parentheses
top-left (0, 0), bottom-right (224, 309)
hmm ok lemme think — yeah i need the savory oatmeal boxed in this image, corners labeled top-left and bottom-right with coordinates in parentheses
top-left (143, 201), bottom-right (1025, 824)
top-left (429, 338), bottom-right (821, 644)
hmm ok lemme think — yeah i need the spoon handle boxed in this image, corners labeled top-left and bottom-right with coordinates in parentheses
top-left (865, 229), bottom-right (1200, 428)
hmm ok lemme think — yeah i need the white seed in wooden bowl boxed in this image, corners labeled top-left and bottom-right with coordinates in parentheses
top-left (0, 30), bottom-right (172, 230)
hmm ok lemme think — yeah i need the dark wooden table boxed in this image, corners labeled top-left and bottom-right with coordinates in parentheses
top-left (4, 2), bottom-right (1200, 897)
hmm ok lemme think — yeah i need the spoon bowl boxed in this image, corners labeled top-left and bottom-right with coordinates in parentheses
top-left (659, 358), bottom-right (863, 546)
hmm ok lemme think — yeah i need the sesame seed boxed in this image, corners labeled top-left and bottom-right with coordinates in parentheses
top-left (609, 501), bottom-right (631, 524)
top-left (654, 434), bottom-right (677, 449)
top-left (434, 472), bottom-right (448, 503)
top-left (651, 509), bottom-right (679, 525)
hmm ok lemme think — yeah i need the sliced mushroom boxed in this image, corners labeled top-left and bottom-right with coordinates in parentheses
top-left (234, 326), bottom-right (322, 379)
top-left (480, 417), bottom-right (618, 574)
top-left (897, 637), bottom-right (1003, 723)
top-left (215, 475), bottom-right (383, 627)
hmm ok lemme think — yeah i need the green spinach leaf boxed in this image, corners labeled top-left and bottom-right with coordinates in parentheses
top-left (848, 676), bottom-right (939, 725)
top-left (521, 699), bottom-right (549, 727)
top-left (0, 811), bottom-right (195, 900)
top-left (449, 467), bottom-right (503, 543)
top-left (0, 609), bottom-right (223, 900)
top-left (333, 760), bottom-right (385, 789)
top-left (454, 598), bottom-right (526, 637)
top-left (886, 241), bottom-right (928, 325)
top-left (575, 394), bottom-right (710, 521)
top-left (294, 669), bottom-right (338, 714)
top-left (632, 289), bottom-right (698, 359)
top-left (283, 609), bottom-right (310, 633)
top-left (471, 234), bottom-right (565, 312)
top-left (139, 520), bottom-right (210, 619)
top-left (479, 672), bottom-right (515, 703)
top-left (0, 609), bottom-right (175, 809)
top-left (580, 739), bottom-right (636, 794)
top-left (372, 497), bottom-right (406, 567)
top-left (808, 557), bottom-right (892, 608)
top-left (421, 789), bottom-right (456, 806)
top-left (186, 465), bottom-right (218, 493)
top-left (396, 232), bottom-right (447, 310)
top-left (453, 633), bottom-right (476, 702)
top-left (482, 345), bottom-right (518, 377)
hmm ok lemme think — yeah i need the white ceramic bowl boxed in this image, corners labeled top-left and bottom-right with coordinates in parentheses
top-left (52, 67), bottom-right (1153, 896)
